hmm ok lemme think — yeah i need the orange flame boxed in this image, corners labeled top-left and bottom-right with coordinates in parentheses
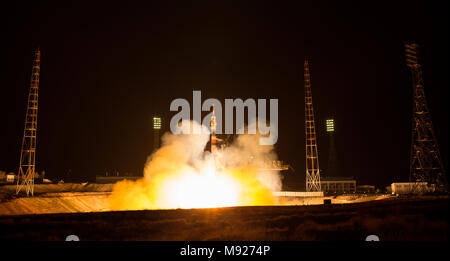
top-left (108, 121), bottom-right (278, 210)
top-left (108, 164), bottom-right (276, 210)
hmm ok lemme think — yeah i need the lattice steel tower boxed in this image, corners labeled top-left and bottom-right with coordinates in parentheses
top-left (405, 43), bottom-right (447, 192)
top-left (16, 48), bottom-right (40, 196)
top-left (304, 59), bottom-right (321, 192)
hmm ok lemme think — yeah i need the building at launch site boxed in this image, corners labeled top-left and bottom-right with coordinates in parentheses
top-left (320, 176), bottom-right (357, 194)
top-left (391, 182), bottom-right (435, 195)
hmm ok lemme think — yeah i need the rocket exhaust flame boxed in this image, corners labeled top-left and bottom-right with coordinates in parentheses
top-left (108, 120), bottom-right (280, 210)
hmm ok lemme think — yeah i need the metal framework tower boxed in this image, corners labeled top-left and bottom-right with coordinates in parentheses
top-left (405, 43), bottom-right (447, 192)
top-left (304, 59), bottom-right (321, 192)
top-left (16, 48), bottom-right (40, 196)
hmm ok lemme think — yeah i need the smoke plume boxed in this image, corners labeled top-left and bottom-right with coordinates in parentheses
top-left (108, 120), bottom-right (281, 210)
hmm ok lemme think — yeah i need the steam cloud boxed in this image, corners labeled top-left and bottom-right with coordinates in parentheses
top-left (108, 120), bottom-right (281, 210)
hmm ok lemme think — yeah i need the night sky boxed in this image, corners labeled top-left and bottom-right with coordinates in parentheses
top-left (1, 1), bottom-right (448, 189)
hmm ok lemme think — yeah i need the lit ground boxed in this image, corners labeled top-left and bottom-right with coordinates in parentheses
top-left (0, 184), bottom-right (447, 240)
top-left (0, 184), bottom-right (112, 215)
top-left (1, 183), bottom-right (390, 216)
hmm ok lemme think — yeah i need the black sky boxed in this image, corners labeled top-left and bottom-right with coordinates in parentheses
top-left (1, 1), bottom-right (448, 189)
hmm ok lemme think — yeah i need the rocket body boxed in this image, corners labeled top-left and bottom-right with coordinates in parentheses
top-left (210, 106), bottom-right (217, 153)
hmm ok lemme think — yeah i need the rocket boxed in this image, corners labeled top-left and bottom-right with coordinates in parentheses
top-left (210, 105), bottom-right (217, 153)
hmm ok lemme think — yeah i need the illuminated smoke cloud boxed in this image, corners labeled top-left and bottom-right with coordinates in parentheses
top-left (108, 120), bottom-right (281, 210)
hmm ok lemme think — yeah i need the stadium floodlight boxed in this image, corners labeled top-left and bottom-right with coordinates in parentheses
top-left (153, 117), bottom-right (161, 130)
top-left (326, 119), bottom-right (335, 132)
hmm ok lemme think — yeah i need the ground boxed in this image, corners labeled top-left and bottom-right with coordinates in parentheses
top-left (0, 183), bottom-right (112, 215)
top-left (0, 183), bottom-right (392, 216)
top-left (0, 195), bottom-right (447, 241)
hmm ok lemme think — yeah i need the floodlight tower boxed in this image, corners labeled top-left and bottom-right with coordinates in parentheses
top-left (153, 116), bottom-right (161, 150)
top-left (16, 48), bottom-right (40, 196)
top-left (304, 59), bottom-right (321, 192)
top-left (326, 119), bottom-right (338, 177)
top-left (405, 43), bottom-right (447, 192)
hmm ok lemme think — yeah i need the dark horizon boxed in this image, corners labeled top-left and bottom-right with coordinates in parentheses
top-left (1, 1), bottom-right (448, 189)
